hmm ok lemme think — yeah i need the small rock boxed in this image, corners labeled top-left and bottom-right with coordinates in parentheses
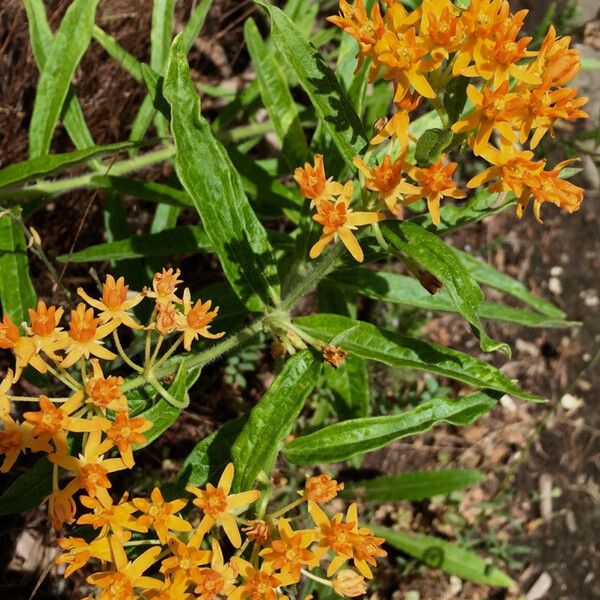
top-left (539, 473), bottom-right (553, 520)
top-left (548, 277), bottom-right (563, 295)
top-left (560, 393), bottom-right (584, 412)
top-left (526, 572), bottom-right (552, 600)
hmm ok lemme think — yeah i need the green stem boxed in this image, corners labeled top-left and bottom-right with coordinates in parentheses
top-left (113, 331), bottom-right (144, 373)
top-left (151, 335), bottom-right (183, 373)
top-left (301, 568), bottom-right (333, 587)
top-left (9, 396), bottom-right (69, 402)
top-left (145, 371), bottom-right (188, 410)
top-left (46, 363), bottom-right (80, 392)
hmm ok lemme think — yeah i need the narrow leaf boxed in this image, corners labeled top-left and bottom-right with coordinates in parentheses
top-left (284, 391), bottom-right (498, 464)
top-left (164, 35), bottom-right (280, 311)
top-left (181, 0), bottom-right (214, 52)
top-left (232, 350), bottom-right (322, 490)
top-left (373, 526), bottom-right (515, 587)
top-left (93, 26), bottom-right (144, 82)
top-left (28, 0), bottom-right (100, 157)
top-left (0, 456), bottom-right (53, 516)
top-left (257, 1), bottom-right (368, 169)
top-left (295, 314), bottom-right (542, 401)
top-left (342, 469), bottom-right (484, 502)
top-left (382, 221), bottom-right (511, 356)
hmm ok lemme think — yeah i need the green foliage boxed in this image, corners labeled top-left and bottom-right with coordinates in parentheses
top-left (414, 128), bottom-right (454, 166)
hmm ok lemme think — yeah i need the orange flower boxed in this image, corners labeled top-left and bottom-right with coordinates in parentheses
top-left (311, 181), bottom-right (384, 263)
top-left (96, 412), bottom-right (152, 468)
top-left (78, 275), bottom-right (143, 329)
top-left (0, 370), bottom-right (13, 416)
top-left (260, 518), bottom-right (317, 582)
top-left (146, 571), bottom-right (193, 600)
top-left (160, 537), bottom-right (211, 578)
top-left (77, 493), bottom-right (145, 536)
top-left (56, 535), bottom-right (114, 578)
top-left (26, 301), bottom-right (67, 362)
top-left (86, 535), bottom-right (162, 598)
top-left (0, 415), bottom-right (50, 472)
top-left (176, 288), bottom-right (224, 351)
top-left (145, 268), bottom-right (183, 304)
top-left (451, 82), bottom-right (525, 155)
top-left (0, 314), bottom-right (47, 381)
top-left (153, 301), bottom-right (178, 335)
top-left (294, 154), bottom-right (344, 208)
top-left (354, 153), bottom-right (421, 216)
top-left (187, 462), bottom-right (260, 548)
top-left (529, 25), bottom-right (581, 88)
top-left (374, 28), bottom-right (435, 100)
top-left (60, 303), bottom-right (117, 369)
top-left (301, 473), bottom-right (344, 503)
top-left (371, 89), bottom-right (422, 148)
top-left (420, 0), bottom-right (464, 66)
top-left (48, 488), bottom-right (78, 530)
top-left (84, 359), bottom-right (128, 412)
top-left (332, 569), bottom-right (367, 597)
top-left (131, 487), bottom-right (191, 544)
top-left (229, 558), bottom-right (296, 600)
top-left (327, 0), bottom-right (385, 72)
top-left (405, 157), bottom-right (466, 225)
top-left (191, 539), bottom-right (238, 600)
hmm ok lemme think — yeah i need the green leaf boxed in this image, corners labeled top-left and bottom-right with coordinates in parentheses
top-left (327, 269), bottom-right (577, 328)
top-left (164, 417), bottom-right (246, 499)
top-left (58, 225), bottom-right (212, 264)
top-left (342, 469), bottom-right (484, 502)
top-left (284, 391), bottom-right (498, 464)
top-left (93, 26), bottom-right (144, 82)
top-left (294, 314), bottom-right (542, 401)
top-left (372, 526), bottom-right (515, 587)
top-left (0, 456), bottom-right (53, 516)
top-left (133, 365), bottom-right (190, 449)
top-left (24, 0), bottom-right (96, 154)
top-left (0, 212), bottom-right (37, 324)
top-left (414, 128), bottom-right (454, 167)
top-left (324, 355), bottom-right (369, 419)
top-left (28, 0), bottom-right (100, 157)
top-left (382, 221), bottom-right (511, 356)
top-left (454, 249), bottom-right (566, 319)
top-left (257, 1), bottom-right (368, 170)
top-left (180, 0), bottom-right (214, 52)
top-left (151, 0), bottom-right (176, 73)
top-left (0, 143), bottom-right (135, 190)
top-left (232, 350), bottom-right (321, 490)
top-left (444, 76), bottom-right (469, 124)
top-left (164, 35), bottom-right (280, 312)
top-left (244, 19), bottom-right (308, 169)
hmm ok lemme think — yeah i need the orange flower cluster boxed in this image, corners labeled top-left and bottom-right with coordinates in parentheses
top-left (0, 269), bottom-right (223, 529)
top-left (55, 465), bottom-right (386, 599)
top-left (318, 0), bottom-right (587, 237)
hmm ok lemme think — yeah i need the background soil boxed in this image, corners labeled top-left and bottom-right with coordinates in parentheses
top-left (0, 1), bottom-right (599, 599)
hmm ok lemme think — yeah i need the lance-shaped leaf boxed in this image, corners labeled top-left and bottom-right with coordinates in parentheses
top-left (382, 221), bottom-right (510, 356)
top-left (0, 456), bottom-right (53, 516)
top-left (232, 350), bottom-right (322, 490)
top-left (28, 0), bottom-right (100, 157)
top-left (372, 526), bottom-right (515, 587)
top-left (284, 391), bottom-right (498, 464)
top-left (341, 469), bottom-right (484, 502)
top-left (0, 142), bottom-right (135, 190)
top-left (295, 314), bottom-right (541, 401)
top-left (327, 269), bottom-right (577, 328)
top-left (256, 1), bottom-right (368, 170)
top-left (164, 35), bottom-right (280, 312)
top-left (0, 212), bottom-right (37, 324)
top-left (245, 18), bottom-right (308, 169)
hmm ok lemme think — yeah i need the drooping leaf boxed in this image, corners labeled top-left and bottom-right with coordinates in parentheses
top-left (342, 469), bottom-right (484, 502)
top-left (257, 2), bottom-right (368, 170)
top-left (0, 143), bottom-right (135, 190)
top-left (0, 212), bottom-right (37, 324)
top-left (244, 18), bottom-right (308, 169)
top-left (284, 391), bottom-right (498, 464)
top-left (372, 526), bottom-right (515, 587)
top-left (327, 269), bottom-right (577, 328)
top-left (232, 350), bottom-right (322, 490)
top-left (295, 314), bottom-right (542, 401)
top-left (382, 221), bottom-right (511, 355)
top-left (163, 35), bottom-right (280, 312)
top-left (28, 0), bottom-right (100, 157)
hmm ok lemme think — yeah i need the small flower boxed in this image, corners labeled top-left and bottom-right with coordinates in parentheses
top-left (153, 301), bottom-right (178, 335)
top-left (96, 412), bottom-right (152, 468)
top-left (56, 535), bottom-right (114, 578)
top-left (60, 304), bottom-right (117, 369)
top-left (131, 487), bottom-right (191, 544)
top-left (0, 369), bottom-right (13, 416)
top-left (176, 289), bottom-right (224, 351)
top-left (77, 493), bottom-right (145, 536)
top-left (229, 558), bottom-right (296, 600)
top-left (370, 89), bottom-right (422, 148)
top-left (294, 154), bottom-right (343, 207)
top-left (0, 416), bottom-right (49, 472)
top-left (84, 359), bottom-right (128, 412)
top-left (48, 488), bottom-right (78, 530)
top-left (311, 181), bottom-right (384, 263)
top-left (186, 462), bottom-right (260, 548)
top-left (405, 157), bottom-right (466, 225)
top-left (301, 473), bottom-right (344, 504)
top-left (323, 345), bottom-right (348, 369)
top-left (77, 275), bottom-right (143, 329)
top-left (160, 537), bottom-right (211, 579)
top-left (242, 519), bottom-right (272, 546)
top-left (0, 314), bottom-right (47, 381)
top-left (332, 569), bottom-right (367, 597)
top-left (26, 301), bottom-right (67, 362)
top-left (191, 539), bottom-right (238, 600)
top-left (529, 25), bottom-right (581, 87)
top-left (420, 0), bottom-right (465, 66)
top-left (144, 268), bottom-right (183, 304)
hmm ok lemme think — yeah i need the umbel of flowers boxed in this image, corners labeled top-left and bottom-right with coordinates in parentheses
top-left (55, 466), bottom-right (385, 599)
top-left (295, 0), bottom-right (588, 263)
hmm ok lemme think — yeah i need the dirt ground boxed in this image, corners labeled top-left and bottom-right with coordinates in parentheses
top-left (0, 1), bottom-right (599, 599)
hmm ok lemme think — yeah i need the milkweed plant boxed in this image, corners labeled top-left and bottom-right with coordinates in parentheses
top-left (0, 0), bottom-right (588, 598)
